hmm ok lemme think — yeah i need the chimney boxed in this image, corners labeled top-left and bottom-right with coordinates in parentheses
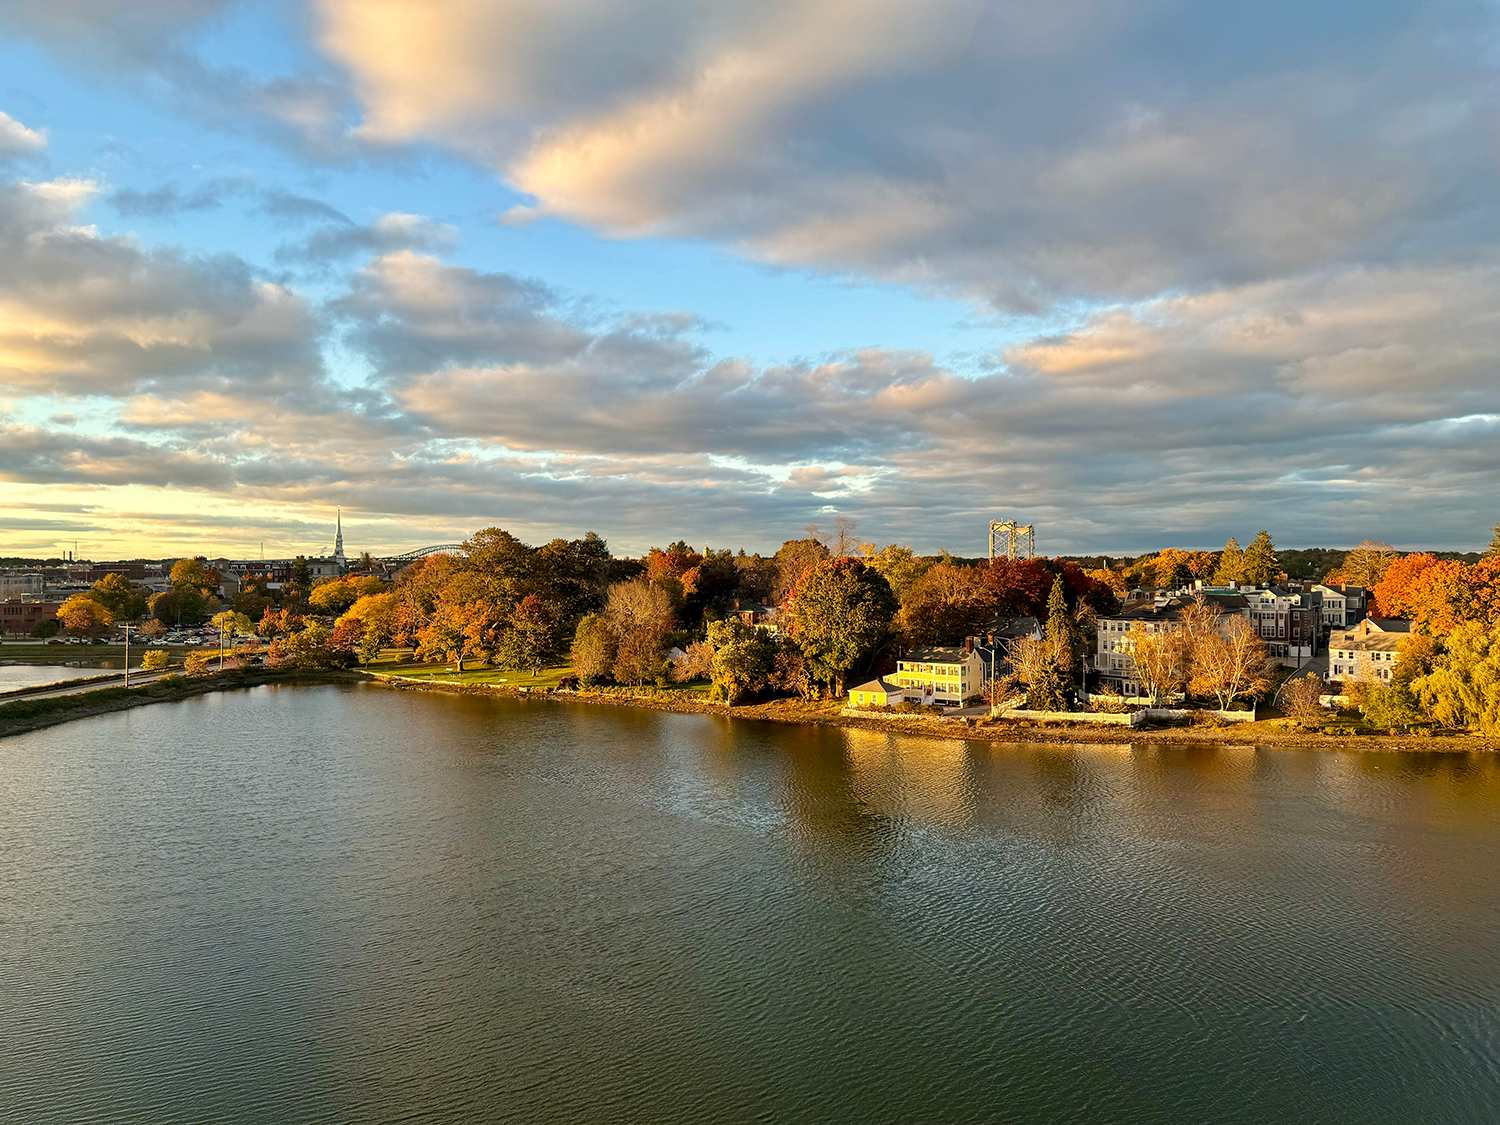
top-left (964, 637), bottom-right (975, 654)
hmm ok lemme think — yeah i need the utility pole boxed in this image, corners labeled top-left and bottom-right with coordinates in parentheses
top-left (123, 622), bottom-right (130, 689)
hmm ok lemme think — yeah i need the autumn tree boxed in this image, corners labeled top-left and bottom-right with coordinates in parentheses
top-left (1084, 567), bottom-right (1129, 598)
top-left (671, 640), bottom-right (714, 683)
top-left (982, 557), bottom-right (1055, 618)
top-left (1371, 553), bottom-right (1437, 618)
top-left (1326, 540), bottom-right (1397, 588)
top-left (149, 587), bottom-right (207, 627)
top-left (209, 609), bottom-right (254, 667)
top-left (308, 575), bottom-right (386, 615)
top-left (56, 595), bottom-right (114, 639)
top-left (772, 537), bottom-right (832, 603)
top-left (896, 560), bottom-right (990, 647)
top-left (171, 557), bottom-right (221, 594)
top-left (416, 602), bottom-right (494, 672)
top-left (1241, 531), bottom-right (1280, 587)
top-left (788, 558), bottom-right (897, 696)
top-left (140, 649), bottom-right (170, 672)
top-left (604, 578), bottom-right (676, 685)
top-left (1007, 633), bottom-right (1070, 711)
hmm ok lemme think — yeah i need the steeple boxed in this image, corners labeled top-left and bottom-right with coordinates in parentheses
top-left (334, 508), bottom-right (345, 567)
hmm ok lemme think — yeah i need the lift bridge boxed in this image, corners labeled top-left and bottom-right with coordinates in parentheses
top-left (988, 519), bottom-right (1035, 560)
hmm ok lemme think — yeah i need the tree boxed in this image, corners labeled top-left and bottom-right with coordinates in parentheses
top-left (671, 640), bottom-right (714, 683)
top-left (57, 595), bottom-right (114, 639)
top-left (171, 557), bottom-right (221, 594)
top-left (1128, 624), bottom-right (1187, 705)
top-left (184, 651), bottom-right (213, 676)
top-left (336, 593), bottom-right (397, 649)
top-left (787, 558), bottom-right (898, 696)
top-left (570, 613), bottom-right (616, 685)
top-left (706, 618), bottom-right (776, 703)
top-left (499, 595), bottom-right (562, 677)
top-left (896, 560), bottom-right (989, 647)
top-left (1241, 531), bottom-right (1280, 587)
top-left (416, 602), bottom-right (493, 672)
top-left (1402, 560), bottom-right (1475, 636)
top-left (140, 649), bottom-right (170, 672)
top-left (772, 538), bottom-right (831, 602)
top-left (293, 556), bottom-right (312, 587)
top-left (1189, 615), bottom-right (1272, 710)
top-left (831, 515), bottom-right (859, 560)
top-left (603, 578), bottom-right (675, 685)
top-left (89, 573), bottom-right (148, 621)
top-left (1212, 537), bottom-right (1244, 585)
top-left (982, 557), bottom-right (1054, 618)
top-left (137, 619), bottom-right (166, 641)
top-left (1281, 674), bottom-right (1327, 727)
top-left (308, 575), bottom-right (386, 615)
top-left (1326, 540), bottom-right (1397, 588)
top-left (860, 542), bottom-right (931, 603)
top-left (209, 609), bottom-right (254, 668)
top-left (1084, 567), bottom-right (1129, 598)
top-left (1489, 521), bottom-right (1500, 558)
top-left (1372, 553), bottom-right (1440, 618)
top-left (149, 587), bottom-right (207, 627)
top-left (1412, 622), bottom-right (1500, 734)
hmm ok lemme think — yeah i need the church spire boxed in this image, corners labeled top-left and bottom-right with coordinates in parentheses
top-left (334, 507), bottom-right (345, 567)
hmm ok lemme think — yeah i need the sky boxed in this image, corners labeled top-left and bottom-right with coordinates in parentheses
top-left (1, 0), bottom-right (1498, 561)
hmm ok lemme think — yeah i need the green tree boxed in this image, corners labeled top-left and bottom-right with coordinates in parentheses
top-left (1241, 531), bottom-right (1280, 587)
top-left (150, 586), bottom-right (207, 626)
top-left (788, 558), bottom-right (897, 696)
top-left (860, 542), bottom-right (932, 603)
top-left (570, 613), bottom-right (616, 686)
top-left (705, 618), bottom-right (776, 704)
top-left (210, 609), bottom-right (254, 667)
top-left (1212, 537), bottom-right (1244, 585)
top-left (499, 595), bottom-right (562, 677)
top-left (89, 573), bottom-right (149, 621)
top-left (293, 556), bottom-right (312, 587)
top-left (1413, 622), bottom-right (1500, 734)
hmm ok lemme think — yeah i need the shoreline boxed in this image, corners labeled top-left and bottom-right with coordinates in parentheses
top-left (364, 671), bottom-right (1499, 754)
top-left (3, 665), bottom-right (1495, 753)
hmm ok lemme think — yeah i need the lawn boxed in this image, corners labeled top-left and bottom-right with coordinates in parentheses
top-left (367, 653), bottom-right (716, 701)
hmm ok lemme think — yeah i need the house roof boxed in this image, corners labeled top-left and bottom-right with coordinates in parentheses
top-left (1330, 631), bottom-right (1406, 653)
top-left (1365, 617), bottom-right (1411, 633)
top-left (849, 676), bottom-right (901, 695)
top-left (982, 615), bottom-right (1041, 640)
top-left (902, 646), bottom-right (973, 663)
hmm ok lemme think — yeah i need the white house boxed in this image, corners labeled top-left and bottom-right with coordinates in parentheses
top-left (1327, 618), bottom-right (1411, 683)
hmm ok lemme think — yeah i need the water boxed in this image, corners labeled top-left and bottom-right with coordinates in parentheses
top-left (2, 684), bottom-right (1498, 1124)
top-left (0, 659), bottom-right (138, 692)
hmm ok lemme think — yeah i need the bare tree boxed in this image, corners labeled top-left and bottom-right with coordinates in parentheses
top-left (1190, 615), bottom-right (1273, 710)
top-left (1128, 623), bottom-right (1187, 705)
top-left (603, 577), bottom-right (675, 685)
top-left (1281, 673), bottom-right (1328, 727)
top-left (832, 515), bottom-right (858, 559)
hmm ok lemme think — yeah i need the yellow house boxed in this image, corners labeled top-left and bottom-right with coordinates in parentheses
top-left (847, 677), bottom-right (903, 708)
top-left (895, 645), bottom-right (986, 706)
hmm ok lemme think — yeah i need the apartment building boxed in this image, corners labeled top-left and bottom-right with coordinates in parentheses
top-left (1310, 583), bottom-right (1368, 629)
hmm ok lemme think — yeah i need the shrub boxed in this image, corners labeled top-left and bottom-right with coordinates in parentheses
top-left (139, 649), bottom-right (170, 672)
top-left (183, 652), bottom-right (213, 676)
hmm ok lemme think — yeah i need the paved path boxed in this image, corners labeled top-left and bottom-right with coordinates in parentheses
top-left (1273, 654), bottom-right (1329, 709)
top-left (0, 669), bottom-right (172, 703)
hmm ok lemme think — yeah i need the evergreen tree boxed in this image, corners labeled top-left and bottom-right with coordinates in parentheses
top-left (1488, 521), bottom-right (1500, 557)
top-left (1213, 537), bottom-right (1244, 585)
top-left (1045, 575), bottom-right (1071, 645)
top-left (1241, 530), bottom-right (1280, 587)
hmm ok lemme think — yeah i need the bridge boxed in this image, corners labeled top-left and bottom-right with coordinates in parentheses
top-left (378, 544), bottom-right (464, 563)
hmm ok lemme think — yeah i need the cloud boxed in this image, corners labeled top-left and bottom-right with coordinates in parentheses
top-left (0, 109), bottom-right (46, 153)
top-left (0, 175), bottom-right (324, 398)
top-left (110, 177), bottom-right (244, 216)
top-left (274, 212), bottom-right (458, 265)
top-left (317, 0), bottom-right (1500, 310)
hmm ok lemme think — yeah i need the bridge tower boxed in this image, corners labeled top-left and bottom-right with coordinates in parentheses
top-left (988, 519), bottom-right (1035, 560)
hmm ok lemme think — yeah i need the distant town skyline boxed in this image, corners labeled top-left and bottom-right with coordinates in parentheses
top-left (2, 1), bottom-right (1499, 559)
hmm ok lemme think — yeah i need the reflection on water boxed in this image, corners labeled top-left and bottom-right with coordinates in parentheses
top-left (1, 684), bottom-right (1497, 1124)
top-left (0, 659), bottom-right (138, 691)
